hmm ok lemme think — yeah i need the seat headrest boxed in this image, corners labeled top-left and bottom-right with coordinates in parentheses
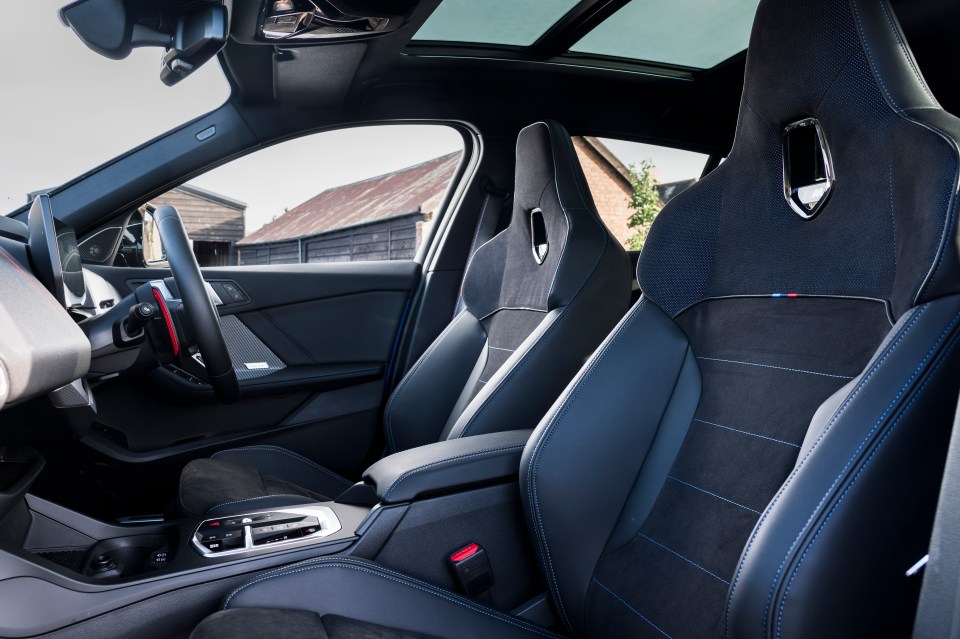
top-left (639, 0), bottom-right (960, 320)
top-left (461, 120), bottom-right (612, 319)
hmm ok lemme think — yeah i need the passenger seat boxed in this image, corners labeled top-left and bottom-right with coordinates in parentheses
top-left (177, 120), bottom-right (632, 517)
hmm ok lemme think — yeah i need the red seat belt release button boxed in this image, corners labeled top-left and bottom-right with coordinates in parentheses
top-left (449, 543), bottom-right (493, 597)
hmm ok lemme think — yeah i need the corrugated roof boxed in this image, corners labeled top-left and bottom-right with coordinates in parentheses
top-left (238, 152), bottom-right (462, 246)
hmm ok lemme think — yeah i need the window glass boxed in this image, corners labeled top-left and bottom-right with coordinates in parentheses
top-left (569, 0), bottom-right (760, 68)
top-left (1, 0), bottom-right (230, 215)
top-left (571, 137), bottom-right (708, 250)
top-left (80, 125), bottom-right (464, 267)
top-left (413, 0), bottom-right (580, 46)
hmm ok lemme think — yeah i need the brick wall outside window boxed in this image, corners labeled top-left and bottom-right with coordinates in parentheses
top-left (572, 136), bottom-right (634, 249)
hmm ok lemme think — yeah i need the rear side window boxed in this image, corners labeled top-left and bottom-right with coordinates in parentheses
top-left (572, 137), bottom-right (708, 250)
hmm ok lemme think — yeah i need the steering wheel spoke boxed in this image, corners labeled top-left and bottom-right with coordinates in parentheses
top-left (152, 205), bottom-right (240, 403)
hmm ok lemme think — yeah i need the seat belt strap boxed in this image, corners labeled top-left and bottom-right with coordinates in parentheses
top-left (912, 396), bottom-right (960, 638)
top-left (453, 185), bottom-right (511, 317)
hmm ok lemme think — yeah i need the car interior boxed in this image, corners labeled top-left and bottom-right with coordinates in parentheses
top-left (2, 0), bottom-right (960, 637)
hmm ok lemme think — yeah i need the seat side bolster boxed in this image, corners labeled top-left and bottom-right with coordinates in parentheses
top-left (727, 294), bottom-right (960, 639)
top-left (383, 310), bottom-right (487, 453)
top-left (520, 299), bottom-right (695, 634)
top-left (445, 223), bottom-right (632, 443)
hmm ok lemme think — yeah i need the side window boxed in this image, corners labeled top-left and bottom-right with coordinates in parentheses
top-left (80, 125), bottom-right (464, 267)
top-left (571, 136), bottom-right (708, 250)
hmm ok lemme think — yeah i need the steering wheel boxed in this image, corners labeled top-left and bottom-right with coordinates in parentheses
top-left (152, 205), bottom-right (240, 404)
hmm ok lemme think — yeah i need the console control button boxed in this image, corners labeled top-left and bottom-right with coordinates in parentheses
top-left (149, 550), bottom-right (170, 568)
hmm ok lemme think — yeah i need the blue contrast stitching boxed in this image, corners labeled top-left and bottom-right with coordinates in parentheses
top-left (212, 446), bottom-right (351, 487)
top-left (775, 328), bottom-right (960, 638)
top-left (205, 493), bottom-right (310, 515)
top-left (592, 579), bottom-right (673, 638)
top-left (849, 0), bottom-right (960, 310)
top-left (887, 161), bottom-right (897, 275)
top-left (667, 476), bottom-right (761, 515)
top-left (223, 559), bottom-right (562, 638)
top-left (760, 308), bottom-right (959, 633)
top-left (693, 419), bottom-right (801, 449)
top-left (851, 0), bottom-right (901, 113)
top-left (636, 533), bottom-right (730, 584)
top-left (382, 444), bottom-right (525, 500)
top-left (697, 356), bottom-right (855, 380)
top-left (724, 305), bottom-right (925, 638)
top-left (526, 299), bottom-right (649, 631)
top-left (877, 0), bottom-right (937, 103)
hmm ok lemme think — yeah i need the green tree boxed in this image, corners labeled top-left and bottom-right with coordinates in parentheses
top-left (625, 160), bottom-right (662, 251)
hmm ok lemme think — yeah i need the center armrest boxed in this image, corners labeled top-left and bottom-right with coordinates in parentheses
top-left (363, 430), bottom-right (532, 504)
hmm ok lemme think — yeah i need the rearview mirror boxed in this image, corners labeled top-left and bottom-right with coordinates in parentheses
top-left (160, 6), bottom-right (228, 86)
top-left (60, 0), bottom-right (227, 86)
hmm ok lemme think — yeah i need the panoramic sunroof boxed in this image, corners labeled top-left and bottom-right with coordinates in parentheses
top-left (412, 0), bottom-right (760, 71)
top-left (570, 0), bottom-right (761, 69)
top-left (413, 0), bottom-right (580, 47)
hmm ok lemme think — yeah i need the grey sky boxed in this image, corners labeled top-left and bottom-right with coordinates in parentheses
top-left (2, 0), bottom-right (707, 231)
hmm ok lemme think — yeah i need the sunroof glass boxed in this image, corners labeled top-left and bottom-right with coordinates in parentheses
top-left (570, 0), bottom-right (761, 69)
top-left (413, 0), bottom-right (581, 47)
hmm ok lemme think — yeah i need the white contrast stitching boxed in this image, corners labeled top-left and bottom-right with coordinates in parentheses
top-left (696, 356), bottom-right (855, 380)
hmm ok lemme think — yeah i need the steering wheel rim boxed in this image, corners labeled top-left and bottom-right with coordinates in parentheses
top-left (152, 205), bottom-right (240, 404)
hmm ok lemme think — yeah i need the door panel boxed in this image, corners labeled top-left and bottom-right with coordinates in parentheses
top-left (242, 291), bottom-right (408, 364)
top-left (81, 261), bottom-right (418, 475)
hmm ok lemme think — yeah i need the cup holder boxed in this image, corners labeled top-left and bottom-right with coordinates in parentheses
top-left (80, 533), bottom-right (177, 580)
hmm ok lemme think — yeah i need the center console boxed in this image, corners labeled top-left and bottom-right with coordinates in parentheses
top-left (0, 430), bottom-right (545, 638)
top-left (192, 505), bottom-right (341, 557)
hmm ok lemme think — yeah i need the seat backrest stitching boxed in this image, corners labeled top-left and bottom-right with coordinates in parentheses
top-left (525, 298), bottom-right (650, 631)
top-left (759, 308), bottom-right (960, 632)
top-left (724, 304), bottom-right (925, 637)
top-left (775, 324), bottom-right (960, 638)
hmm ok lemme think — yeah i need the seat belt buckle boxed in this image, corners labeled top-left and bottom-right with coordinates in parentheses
top-left (449, 543), bottom-right (494, 597)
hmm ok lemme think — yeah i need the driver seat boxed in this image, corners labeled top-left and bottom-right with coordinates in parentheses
top-left (177, 120), bottom-right (632, 517)
top-left (191, 0), bottom-right (960, 636)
